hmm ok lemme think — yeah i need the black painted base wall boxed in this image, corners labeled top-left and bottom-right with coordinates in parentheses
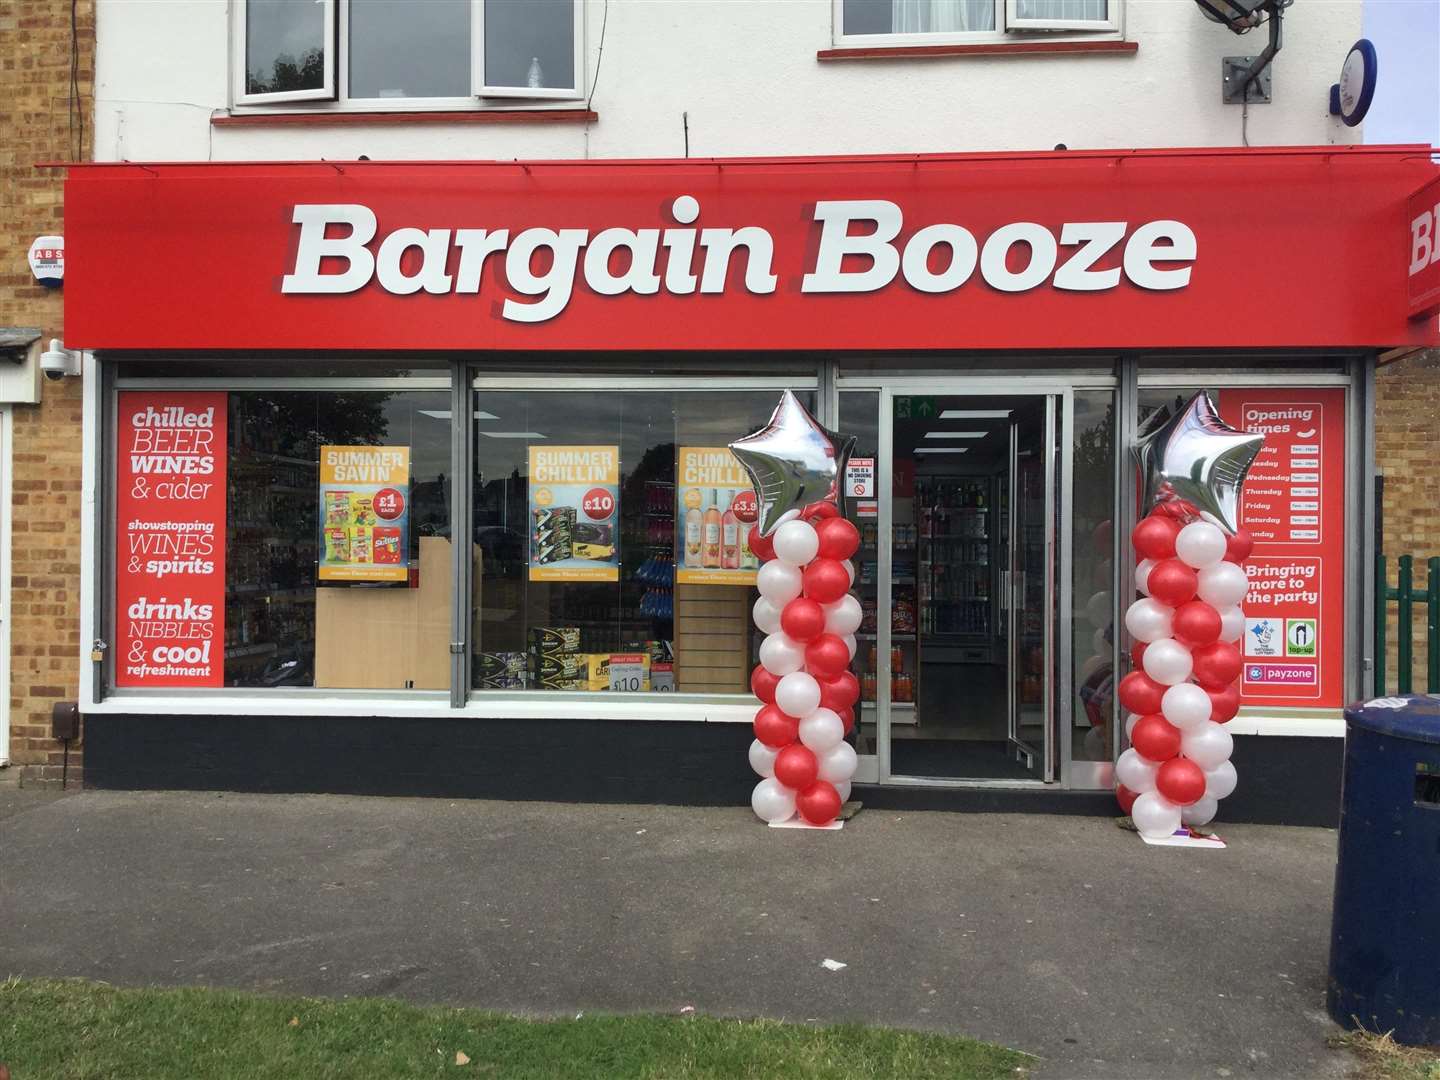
top-left (83, 714), bottom-right (1344, 827)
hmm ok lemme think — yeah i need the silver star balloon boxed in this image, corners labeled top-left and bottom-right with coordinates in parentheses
top-left (730, 390), bottom-right (856, 536)
top-left (1133, 391), bottom-right (1264, 535)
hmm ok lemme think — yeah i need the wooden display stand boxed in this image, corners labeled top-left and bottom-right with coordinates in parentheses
top-left (314, 536), bottom-right (466, 690)
top-left (673, 582), bottom-right (750, 694)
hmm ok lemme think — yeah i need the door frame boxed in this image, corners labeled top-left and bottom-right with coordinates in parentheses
top-left (857, 380), bottom-right (1074, 789)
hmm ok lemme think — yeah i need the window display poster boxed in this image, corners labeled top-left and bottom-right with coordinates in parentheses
top-left (675, 447), bottom-right (759, 585)
top-left (115, 391), bottom-right (227, 687)
top-left (528, 445), bottom-right (621, 582)
top-left (1217, 389), bottom-right (1346, 708)
top-left (318, 445), bottom-right (411, 582)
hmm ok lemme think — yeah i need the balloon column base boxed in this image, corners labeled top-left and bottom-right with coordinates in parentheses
top-left (768, 815), bottom-right (845, 831)
top-left (1137, 826), bottom-right (1226, 849)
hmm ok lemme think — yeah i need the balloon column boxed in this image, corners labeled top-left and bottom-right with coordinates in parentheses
top-left (731, 392), bottom-right (860, 827)
top-left (1117, 393), bottom-right (1263, 838)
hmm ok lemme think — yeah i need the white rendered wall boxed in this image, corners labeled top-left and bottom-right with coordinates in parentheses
top-left (95, 0), bottom-right (1368, 164)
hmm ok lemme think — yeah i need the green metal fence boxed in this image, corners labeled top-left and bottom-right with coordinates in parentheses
top-left (1375, 554), bottom-right (1440, 694)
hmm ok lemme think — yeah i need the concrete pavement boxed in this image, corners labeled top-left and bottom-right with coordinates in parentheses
top-left (0, 790), bottom-right (1346, 1078)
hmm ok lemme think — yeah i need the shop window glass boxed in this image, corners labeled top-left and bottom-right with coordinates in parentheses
top-left (470, 390), bottom-right (815, 694)
top-left (223, 390), bottom-right (452, 689)
top-left (1071, 389), bottom-right (1116, 763)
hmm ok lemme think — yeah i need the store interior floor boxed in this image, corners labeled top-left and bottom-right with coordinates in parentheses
top-left (885, 660), bottom-right (1035, 780)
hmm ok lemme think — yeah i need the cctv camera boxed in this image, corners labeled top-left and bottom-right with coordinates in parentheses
top-left (40, 338), bottom-right (81, 381)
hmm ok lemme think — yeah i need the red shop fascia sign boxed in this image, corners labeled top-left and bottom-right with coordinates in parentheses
top-left (62, 146), bottom-right (1439, 353)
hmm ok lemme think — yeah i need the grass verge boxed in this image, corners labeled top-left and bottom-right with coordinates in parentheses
top-left (1331, 1026), bottom-right (1440, 1080)
top-left (0, 977), bottom-right (1030, 1080)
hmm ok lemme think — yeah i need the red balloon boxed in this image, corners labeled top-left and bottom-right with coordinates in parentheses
top-left (802, 558), bottom-right (850, 604)
top-left (1146, 558), bottom-right (1198, 607)
top-left (796, 780), bottom-right (842, 825)
top-left (836, 705), bottom-right (855, 734)
top-left (1118, 671), bottom-right (1167, 715)
top-left (1206, 682), bottom-right (1241, 723)
top-left (802, 500), bottom-right (841, 521)
top-left (779, 597), bottom-right (826, 643)
top-left (1131, 714), bottom-right (1183, 762)
top-left (805, 633), bottom-right (850, 679)
top-left (753, 704), bottom-right (798, 748)
top-left (1224, 528), bottom-right (1254, 564)
top-left (1156, 757), bottom-right (1208, 806)
top-left (1115, 784), bottom-right (1139, 815)
top-left (817, 670), bottom-right (860, 710)
top-left (750, 664), bottom-right (780, 704)
top-left (814, 516), bottom-right (861, 561)
top-left (747, 525), bottom-right (775, 563)
top-left (1191, 641), bottom-right (1242, 689)
top-left (774, 743), bottom-right (819, 790)
top-left (1172, 600), bottom-right (1222, 646)
top-left (1092, 519), bottom-right (1113, 556)
top-left (1132, 515), bottom-right (1180, 561)
top-left (1131, 640), bottom-right (1148, 669)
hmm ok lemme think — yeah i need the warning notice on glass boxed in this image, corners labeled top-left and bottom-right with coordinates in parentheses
top-left (1219, 389), bottom-right (1345, 706)
top-left (115, 392), bottom-right (227, 686)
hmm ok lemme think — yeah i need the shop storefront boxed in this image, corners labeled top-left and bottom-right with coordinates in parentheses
top-left (63, 148), bottom-right (1437, 822)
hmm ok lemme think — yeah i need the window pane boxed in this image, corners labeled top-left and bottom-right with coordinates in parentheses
top-left (350, 0), bottom-right (470, 99)
top-left (225, 389), bottom-right (453, 688)
top-left (1071, 390), bottom-right (1116, 763)
top-left (470, 390), bottom-right (815, 694)
top-left (484, 0), bottom-right (575, 90)
top-left (1014, 0), bottom-right (1106, 19)
top-left (842, 0), bottom-right (996, 35)
top-left (245, 0), bottom-right (326, 96)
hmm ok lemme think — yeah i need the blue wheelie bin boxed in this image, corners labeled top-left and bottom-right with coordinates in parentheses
top-left (1327, 694), bottom-right (1440, 1045)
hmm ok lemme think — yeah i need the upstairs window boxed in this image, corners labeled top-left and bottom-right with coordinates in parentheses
top-left (236, 0), bottom-right (583, 108)
top-left (836, 0), bottom-right (1117, 43)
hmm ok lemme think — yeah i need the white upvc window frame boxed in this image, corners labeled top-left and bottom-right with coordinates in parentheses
top-left (231, 0), bottom-right (585, 113)
top-left (235, 0), bottom-right (338, 106)
top-left (831, 0), bottom-right (1120, 47)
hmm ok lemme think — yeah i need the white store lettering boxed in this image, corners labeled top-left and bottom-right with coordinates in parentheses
top-left (281, 197), bottom-right (1198, 320)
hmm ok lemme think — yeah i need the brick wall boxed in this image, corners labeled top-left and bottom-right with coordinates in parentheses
top-left (1, 0), bottom-right (93, 785)
top-left (1374, 347), bottom-right (1440, 695)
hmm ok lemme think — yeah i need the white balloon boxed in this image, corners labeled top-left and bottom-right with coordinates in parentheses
top-left (1125, 598), bottom-right (1175, 644)
top-left (822, 594), bottom-right (863, 636)
top-left (1084, 591), bottom-right (1111, 628)
top-left (775, 671), bottom-right (821, 718)
top-left (760, 561), bottom-right (806, 604)
top-left (757, 560), bottom-right (803, 604)
top-left (1161, 682), bottom-right (1213, 731)
top-left (1197, 561), bottom-right (1248, 609)
top-left (1175, 521), bottom-right (1227, 570)
top-left (1115, 747), bottom-right (1159, 794)
top-left (843, 559), bottom-right (856, 585)
top-left (799, 708), bottom-right (845, 752)
top-left (752, 596), bottom-right (782, 635)
top-left (843, 633), bottom-right (857, 660)
top-left (1181, 722), bottom-right (1234, 770)
top-left (773, 519), bottom-right (820, 567)
top-left (1131, 791), bottom-right (1182, 838)
top-left (1218, 604), bottom-right (1245, 642)
top-left (1124, 712), bottom-right (1141, 740)
top-left (816, 740), bottom-right (858, 784)
top-left (834, 780), bottom-right (852, 803)
top-left (1181, 795), bottom-right (1218, 827)
top-left (748, 738), bottom-right (779, 778)
top-left (1142, 638), bottom-right (1193, 686)
top-left (759, 632), bottom-right (805, 676)
top-left (1204, 759), bottom-right (1238, 800)
top-left (751, 777), bottom-right (797, 823)
top-left (1135, 558), bottom-right (1157, 597)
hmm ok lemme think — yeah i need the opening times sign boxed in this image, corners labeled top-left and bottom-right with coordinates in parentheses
top-left (1218, 388), bottom-right (1346, 708)
top-left (115, 392), bottom-right (227, 687)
